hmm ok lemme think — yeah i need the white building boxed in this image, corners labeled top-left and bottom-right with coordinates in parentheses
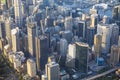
top-left (68, 44), bottom-right (76, 59)
top-left (11, 27), bottom-right (20, 52)
top-left (97, 23), bottom-right (112, 53)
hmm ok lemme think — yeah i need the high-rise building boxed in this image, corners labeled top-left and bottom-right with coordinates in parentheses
top-left (110, 45), bottom-right (120, 66)
top-left (45, 62), bottom-right (60, 80)
top-left (94, 34), bottom-right (102, 59)
top-left (14, 0), bottom-right (23, 27)
top-left (11, 27), bottom-right (20, 52)
top-left (60, 38), bottom-right (68, 56)
top-left (27, 59), bottom-right (36, 77)
top-left (111, 24), bottom-right (119, 45)
top-left (0, 21), bottom-right (6, 39)
top-left (76, 20), bottom-right (86, 39)
top-left (36, 35), bottom-right (49, 71)
top-left (5, 17), bottom-right (14, 47)
top-left (27, 20), bottom-right (36, 57)
top-left (64, 16), bottom-right (73, 31)
top-left (112, 5), bottom-right (120, 21)
top-left (90, 14), bottom-right (99, 28)
top-left (86, 27), bottom-right (95, 47)
top-left (68, 44), bottom-right (76, 59)
top-left (112, 5), bottom-right (120, 29)
top-left (75, 42), bottom-right (88, 73)
top-left (97, 23), bottom-right (112, 53)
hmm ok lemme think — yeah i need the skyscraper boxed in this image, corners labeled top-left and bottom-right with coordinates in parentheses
top-left (86, 27), bottom-right (95, 47)
top-left (76, 20), bottom-right (86, 39)
top-left (36, 35), bottom-right (49, 71)
top-left (75, 42), bottom-right (88, 74)
top-left (45, 62), bottom-right (60, 80)
top-left (94, 34), bottom-right (102, 59)
top-left (112, 5), bottom-right (120, 21)
top-left (27, 21), bottom-right (36, 57)
top-left (110, 45), bottom-right (120, 66)
top-left (0, 21), bottom-right (6, 39)
top-left (27, 59), bottom-right (36, 77)
top-left (11, 27), bottom-right (20, 52)
top-left (97, 23), bottom-right (112, 53)
top-left (68, 44), bottom-right (76, 59)
top-left (64, 16), bottom-right (73, 31)
top-left (14, 0), bottom-right (23, 27)
top-left (60, 38), bottom-right (68, 56)
top-left (90, 14), bottom-right (99, 28)
top-left (111, 24), bottom-right (119, 46)
top-left (5, 17), bottom-right (14, 47)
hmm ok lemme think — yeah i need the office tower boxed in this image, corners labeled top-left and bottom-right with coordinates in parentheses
top-left (64, 16), bottom-right (73, 31)
top-left (0, 21), bottom-right (6, 39)
top-left (45, 62), bottom-right (60, 80)
top-left (76, 20), bottom-right (86, 39)
top-left (60, 38), bottom-right (68, 56)
top-left (27, 17), bottom-right (36, 57)
top-left (23, 34), bottom-right (28, 52)
top-left (61, 31), bottom-right (73, 43)
top-left (112, 5), bottom-right (120, 21)
top-left (94, 34), bottom-right (102, 59)
top-left (110, 45), bottom-right (120, 66)
top-left (111, 24), bottom-right (119, 46)
top-left (75, 42), bottom-right (88, 73)
top-left (97, 23), bottom-right (112, 53)
top-left (27, 59), bottom-right (36, 77)
top-left (5, 17), bottom-right (14, 47)
top-left (90, 7), bottom-right (97, 15)
top-left (102, 15), bottom-right (109, 24)
top-left (11, 27), bottom-right (20, 52)
top-left (86, 27), bottom-right (95, 47)
top-left (68, 44), bottom-right (76, 59)
top-left (66, 43), bottom-right (76, 68)
top-left (36, 35), bottom-right (49, 71)
top-left (90, 14), bottom-right (99, 28)
top-left (14, 0), bottom-right (23, 27)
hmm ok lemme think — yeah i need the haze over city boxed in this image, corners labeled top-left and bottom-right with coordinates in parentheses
top-left (0, 0), bottom-right (120, 80)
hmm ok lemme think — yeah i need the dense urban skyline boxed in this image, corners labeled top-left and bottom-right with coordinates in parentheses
top-left (0, 0), bottom-right (120, 80)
